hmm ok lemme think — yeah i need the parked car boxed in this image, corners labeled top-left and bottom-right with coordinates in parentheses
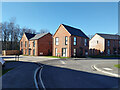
top-left (0, 57), bottom-right (5, 67)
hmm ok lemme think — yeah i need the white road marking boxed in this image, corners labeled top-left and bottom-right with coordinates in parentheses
top-left (60, 60), bottom-right (66, 64)
top-left (34, 67), bottom-right (41, 89)
top-left (103, 68), bottom-right (112, 71)
top-left (39, 66), bottom-right (46, 90)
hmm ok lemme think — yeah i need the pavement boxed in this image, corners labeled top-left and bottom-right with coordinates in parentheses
top-left (93, 62), bottom-right (120, 78)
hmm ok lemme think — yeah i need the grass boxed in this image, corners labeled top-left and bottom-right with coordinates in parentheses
top-left (46, 56), bottom-right (70, 59)
top-left (0, 68), bottom-right (14, 77)
top-left (5, 61), bottom-right (17, 63)
top-left (114, 64), bottom-right (120, 68)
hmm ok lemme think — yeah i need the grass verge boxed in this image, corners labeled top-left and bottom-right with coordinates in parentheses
top-left (46, 56), bottom-right (70, 59)
top-left (0, 68), bottom-right (14, 77)
top-left (114, 64), bottom-right (120, 68)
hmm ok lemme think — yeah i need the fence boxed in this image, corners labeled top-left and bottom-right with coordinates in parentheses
top-left (2, 50), bottom-right (20, 56)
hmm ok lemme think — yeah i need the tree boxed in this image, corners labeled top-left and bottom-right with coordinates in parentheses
top-left (39, 29), bottom-right (48, 34)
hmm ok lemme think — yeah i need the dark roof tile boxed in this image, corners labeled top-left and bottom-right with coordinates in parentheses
top-left (62, 24), bottom-right (88, 38)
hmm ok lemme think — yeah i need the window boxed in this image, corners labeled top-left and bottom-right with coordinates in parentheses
top-left (97, 40), bottom-right (99, 44)
top-left (119, 41), bottom-right (120, 47)
top-left (113, 40), bottom-right (115, 47)
top-left (25, 49), bottom-right (27, 54)
top-left (55, 37), bottom-right (59, 45)
top-left (21, 49), bottom-right (23, 54)
top-left (85, 39), bottom-right (87, 46)
top-left (107, 49), bottom-right (110, 54)
top-left (33, 41), bottom-right (35, 47)
top-left (21, 42), bottom-right (23, 47)
top-left (25, 41), bottom-right (27, 47)
top-left (55, 48), bottom-right (57, 56)
top-left (29, 41), bottom-right (30, 47)
top-left (107, 40), bottom-right (110, 47)
top-left (33, 49), bottom-right (35, 55)
top-left (73, 49), bottom-right (76, 56)
top-left (29, 49), bottom-right (31, 55)
top-left (65, 36), bottom-right (68, 45)
top-left (74, 37), bottom-right (76, 45)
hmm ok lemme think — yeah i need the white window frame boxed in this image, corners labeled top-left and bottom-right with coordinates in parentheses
top-left (55, 48), bottom-right (57, 56)
top-left (55, 37), bottom-right (59, 45)
top-left (65, 36), bottom-right (68, 45)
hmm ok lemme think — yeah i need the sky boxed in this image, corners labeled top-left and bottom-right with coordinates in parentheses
top-left (2, 2), bottom-right (118, 35)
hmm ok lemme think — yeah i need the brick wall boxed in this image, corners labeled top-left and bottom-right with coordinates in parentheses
top-left (71, 35), bottom-right (89, 57)
top-left (38, 33), bottom-right (52, 56)
top-left (20, 33), bottom-right (29, 55)
top-left (2, 50), bottom-right (20, 56)
top-left (53, 24), bottom-right (89, 57)
top-left (53, 24), bottom-right (71, 57)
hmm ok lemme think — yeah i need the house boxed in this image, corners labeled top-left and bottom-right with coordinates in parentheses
top-left (20, 32), bottom-right (52, 56)
top-left (53, 24), bottom-right (89, 57)
top-left (89, 33), bottom-right (120, 55)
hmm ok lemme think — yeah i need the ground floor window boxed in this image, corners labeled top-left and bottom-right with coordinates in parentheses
top-left (25, 49), bottom-right (27, 55)
top-left (29, 49), bottom-right (31, 55)
top-left (21, 49), bottom-right (23, 54)
top-left (55, 48), bottom-right (57, 56)
top-left (107, 49), bottom-right (110, 55)
top-left (73, 49), bottom-right (76, 56)
top-left (33, 49), bottom-right (35, 55)
top-left (62, 48), bottom-right (67, 57)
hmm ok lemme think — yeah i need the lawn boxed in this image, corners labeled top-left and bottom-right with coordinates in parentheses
top-left (46, 56), bottom-right (70, 59)
top-left (0, 68), bottom-right (14, 77)
top-left (114, 64), bottom-right (120, 68)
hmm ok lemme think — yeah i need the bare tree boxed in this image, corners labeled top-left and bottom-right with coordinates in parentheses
top-left (39, 29), bottom-right (48, 34)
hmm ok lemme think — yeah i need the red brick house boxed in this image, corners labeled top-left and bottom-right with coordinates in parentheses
top-left (89, 33), bottom-right (120, 55)
top-left (53, 24), bottom-right (89, 57)
top-left (20, 32), bottom-right (52, 56)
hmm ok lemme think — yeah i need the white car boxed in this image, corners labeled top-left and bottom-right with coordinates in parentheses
top-left (0, 57), bottom-right (5, 66)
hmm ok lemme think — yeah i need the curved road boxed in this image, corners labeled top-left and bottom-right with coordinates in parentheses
top-left (38, 59), bottom-right (119, 88)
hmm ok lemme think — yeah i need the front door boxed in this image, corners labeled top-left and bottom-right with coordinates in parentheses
top-left (62, 48), bottom-right (67, 57)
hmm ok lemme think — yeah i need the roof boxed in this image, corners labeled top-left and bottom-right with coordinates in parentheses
top-left (62, 24), bottom-right (89, 38)
top-left (97, 33), bottom-right (120, 40)
top-left (24, 33), bottom-right (36, 40)
top-left (30, 33), bottom-right (49, 40)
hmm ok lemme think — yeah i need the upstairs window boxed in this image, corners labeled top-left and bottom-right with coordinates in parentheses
top-left (29, 41), bottom-right (30, 47)
top-left (113, 40), bottom-right (115, 47)
top-left (25, 41), bottom-right (27, 47)
top-left (74, 37), bottom-right (76, 45)
top-left (33, 41), bottom-right (35, 47)
top-left (55, 37), bottom-right (59, 45)
top-left (65, 36), bottom-right (68, 45)
top-left (119, 41), bottom-right (120, 47)
top-left (97, 40), bottom-right (99, 44)
top-left (85, 39), bottom-right (87, 46)
top-left (107, 40), bottom-right (110, 47)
